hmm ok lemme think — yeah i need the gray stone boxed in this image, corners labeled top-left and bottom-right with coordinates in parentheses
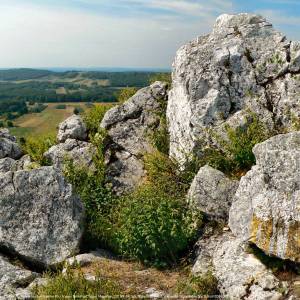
top-left (193, 232), bottom-right (282, 299)
top-left (187, 165), bottom-right (238, 221)
top-left (167, 13), bottom-right (300, 165)
top-left (57, 114), bottom-right (87, 143)
top-left (0, 254), bottom-right (38, 299)
top-left (0, 129), bottom-right (23, 160)
top-left (229, 131), bottom-right (300, 262)
top-left (44, 138), bottom-right (96, 171)
top-left (101, 81), bottom-right (168, 194)
top-left (0, 155), bottom-right (32, 174)
top-left (0, 166), bottom-right (84, 267)
top-left (212, 234), bottom-right (282, 300)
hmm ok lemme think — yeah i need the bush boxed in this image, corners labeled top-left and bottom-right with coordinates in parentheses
top-left (117, 87), bottom-right (138, 103)
top-left (33, 270), bottom-right (121, 299)
top-left (199, 114), bottom-right (271, 177)
top-left (55, 104), bottom-right (66, 109)
top-left (112, 184), bottom-right (202, 267)
top-left (149, 72), bottom-right (172, 86)
top-left (22, 134), bottom-right (56, 165)
top-left (83, 104), bottom-right (113, 137)
top-left (64, 131), bottom-right (115, 248)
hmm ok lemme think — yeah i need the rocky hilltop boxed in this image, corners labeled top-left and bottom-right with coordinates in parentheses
top-left (1, 13), bottom-right (300, 299)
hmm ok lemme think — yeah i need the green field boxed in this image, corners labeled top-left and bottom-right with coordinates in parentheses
top-left (10, 102), bottom-right (113, 138)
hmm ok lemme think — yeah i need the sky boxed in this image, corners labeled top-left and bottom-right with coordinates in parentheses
top-left (0, 0), bottom-right (299, 69)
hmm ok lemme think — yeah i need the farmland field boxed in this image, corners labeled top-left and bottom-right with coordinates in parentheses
top-left (10, 102), bottom-right (113, 138)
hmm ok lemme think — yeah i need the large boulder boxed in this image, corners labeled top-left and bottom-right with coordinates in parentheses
top-left (100, 81), bottom-right (168, 194)
top-left (193, 233), bottom-right (282, 300)
top-left (229, 132), bottom-right (300, 262)
top-left (44, 138), bottom-right (96, 171)
top-left (57, 114), bottom-right (87, 143)
top-left (0, 128), bottom-right (23, 159)
top-left (0, 166), bottom-right (84, 267)
top-left (167, 13), bottom-right (300, 164)
top-left (187, 165), bottom-right (238, 221)
top-left (0, 254), bottom-right (38, 299)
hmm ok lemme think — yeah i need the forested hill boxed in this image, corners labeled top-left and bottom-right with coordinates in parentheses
top-left (0, 68), bottom-right (170, 103)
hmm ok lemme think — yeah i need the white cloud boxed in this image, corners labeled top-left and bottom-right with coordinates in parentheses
top-left (0, 2), bottom-right (218, 68)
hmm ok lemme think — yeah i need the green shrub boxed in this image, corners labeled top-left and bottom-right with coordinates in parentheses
top-left (112, 184), bottom-right (202, 267)
top-left (55, 104), bottom-right (66, 109)
top-left (199, 114), bottom-right (271, 177)
top-left (117, 87), bottom-right (138, 103)
top-left (175, 272), bottom-right (219, 296)
top-left (22, 133), bottom-right (56, 165)
top-left (33, 270), bottom-right (121, 299)
top-left (83, 104), bottom-right (113, 137)
top-left (64, 130), bottom-right (115, 248)
top-left (149, 72), bottom-right (172, 86)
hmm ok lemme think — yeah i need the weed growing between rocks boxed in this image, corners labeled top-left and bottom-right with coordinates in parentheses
top-left (21, 133), bottom-right (56, 165)
top-left (196, 113), bottom-right (272, 177)
top-left (116, 87), bottom-right (138, 104)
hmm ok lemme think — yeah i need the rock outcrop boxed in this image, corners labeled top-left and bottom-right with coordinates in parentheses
top-left (0, 129), bottom-right (23, 160)
top-left (101, 81), bottom-right (168, 194)
top-left (45, 138), bottom-right (96, 171)
top-left (187, 165), bottom-right (238, 221)
top-left (193, 233), bottom-right (282, 300)
top-left (45, 115), bottom-right (96, 171)
top-left (57, 114), bottom-right (87, 143)
top-left (0, 166), bottom-right (84, 267)
top-left (167, 13), bottom-right (300, 164)
top-left (0, 254), bottom-right (38, 299)
top-left (0, 155), bottom-right (32, 174)
top-left (229, 131), bottom-right (300, 262)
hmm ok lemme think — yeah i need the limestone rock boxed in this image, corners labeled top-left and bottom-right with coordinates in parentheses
top-left (0, 155), bottom-right (32, 174)
top-left (229, 132), bottom-right (300, 262)
top-left (57, 114), bottom-right (87, 143)
top-left (101, 81), bottom-right (168, 194)
top-left (187, 165), bottom-right (238, 221)
top-left (193, 233), bottom-right (282, 299)
top-left (167, 13), bottom-right (300, 164)
top-left (0, 128), bottom-right (23, 160)
top-left (0, 254), bottom-right (38, 299)
top-left (213, 234), bottom-right (282, 300)
top-left (44, 138), bottom-right (96, 171)
top-left (0, 166), bottom-right (84, 267)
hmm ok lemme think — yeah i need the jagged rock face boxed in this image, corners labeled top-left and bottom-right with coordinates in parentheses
top-left (0, 129), bottom-right (23, 160)
top-left (167, 13), bottom-right (300, 164)
top-left (187, 165), bottom-right (238, 221)
top-left (44, 139), bottom-right (96, 171)
top-left (101, 81), bottom-right (168, 194)
top-left (0, 155), bottom-right (32, 174)
top-left (193, 233), bottom-right (282, 300)
top-left (212, 234), bottom-right (282, 300)
top-left (57, 114), bottom-right (87, 143)
top-left (229, 132), bottom-right (300, 262)
top-left (0, 254), bottom-right (38, 299)
top-left (0, 166), bottom-right (84, 267)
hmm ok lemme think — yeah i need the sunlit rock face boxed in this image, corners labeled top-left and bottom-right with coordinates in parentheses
top-left (168, 13), bottom-right (300, 165)
top-left (229, 132), bottom-right (300, 262)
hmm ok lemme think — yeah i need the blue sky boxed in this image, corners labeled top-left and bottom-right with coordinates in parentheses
top-left (0, 0), bottom-right (299, 68)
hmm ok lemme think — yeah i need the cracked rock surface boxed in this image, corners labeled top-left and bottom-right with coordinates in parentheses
top-left (0, 166), bottom-right (84, 267)
top-left (101, 81), bottom-right (168, 194)
top-left (229, 131), bottom-right (300, 262)
top-left (167, 13), bottom-right (300, 164)
top-left (0, 254), bottom-right (38, 299)
top-left (193, 232), bottom-right (282, 300)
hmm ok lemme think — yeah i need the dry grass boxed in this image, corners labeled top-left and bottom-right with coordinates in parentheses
top-left (79, 257), bottom-right (187, 295)
top-left (11, 102), bottom-right (113, 138)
